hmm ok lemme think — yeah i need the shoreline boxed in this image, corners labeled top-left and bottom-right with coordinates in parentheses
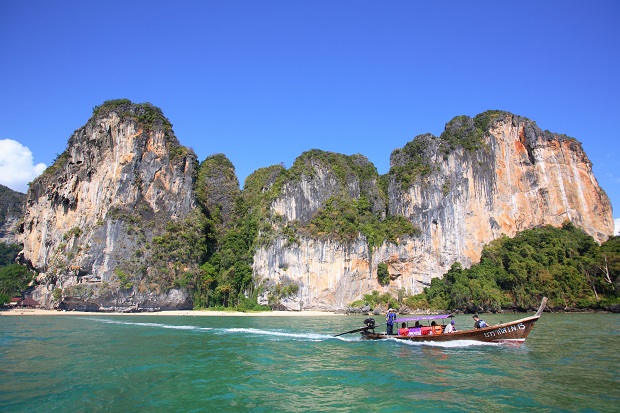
top-left (3, 307), bottom-right (612, 317)
top-left (0, 308), bottom-right (345, 317)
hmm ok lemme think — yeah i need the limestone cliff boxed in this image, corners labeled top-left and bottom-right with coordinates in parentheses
top-left (271, 150), bottom-right (386, 223)
top-left (253, 111), bottom-right (614, 310)
top-left (249, 151), bottom-right (392, 310)
top-left (11, 105), bottom-right (614, 312)
top-left (18, 100), bottom-right (202, 310)
top-left (0, 184), bottom-right (25, 245)
top-left (387, 112), bottom-right (612, 266)
top-left (195, 153), bottom-right (241, 233)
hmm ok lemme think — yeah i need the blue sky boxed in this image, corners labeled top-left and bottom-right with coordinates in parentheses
top-left (1, 1), bottom-right (618, 234)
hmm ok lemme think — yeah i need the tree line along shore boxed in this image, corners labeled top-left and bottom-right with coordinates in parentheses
top-left (2, 223), bottom-right (619, 313)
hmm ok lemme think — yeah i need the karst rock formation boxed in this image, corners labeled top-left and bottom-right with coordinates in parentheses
top-left (14, 104), bottom-right (613, 311)
top-left (18, 102), bottom-right (200, 310)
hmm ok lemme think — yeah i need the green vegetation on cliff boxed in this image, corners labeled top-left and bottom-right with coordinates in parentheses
top-left (377, 262), bottom-right (390, 285)
top-left (92, 99), bottom-right (173, 132)
top-left (194, 196), bottom-right (263, 310)
top-left (144, 208), bottom-right (208, 293)
top-left (350, 289), bottom-right (400, 310)
top-left (388, 111), bottom-right (507, 190)
top-left (269, 150), bottom-right (418, 249)
top-left (439, 110), bottom-right (506, 154)
top-left (0, 264), bottom-right (32, 305)
top-left (190, 149), bottom-right (420, 311)
top-left (0, 243), bottom-right (21, 267)
top-left (0, 243), bottom-right (32, 305)
top-left (285, 150), bottom-right (378, 187)
top-left (389, 135), bottom-right (436, 189)
top-left (92, 99), bottom-right (192, 163)
top-left (0, 185), bottom-right (26, 220)
top-left (40, 100), bottom-right (190, 186)
top-left (195, 153), bottom-right (241, 235)
top-left (411, 223), bottom-right (619, 312)
top-left (192, 156), bottom-right (266, 310)
top-left (11, 103), bottom-right (613, 313)
top-left (302, 196), bottom-right (419, 248)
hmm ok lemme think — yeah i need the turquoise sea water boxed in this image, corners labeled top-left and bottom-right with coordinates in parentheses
top-left (1, 312), bottom-right (618, 413)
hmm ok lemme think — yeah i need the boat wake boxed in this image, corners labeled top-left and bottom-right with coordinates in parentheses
top-left (83, 318), bottom-right (506, 347)
top-left (222, 327), bottom-right (333, 341)
top-left (83, 318), bottom-right (335, 341)
top-left (389, 337), bottom-right (502, 348)
top-left (84, 317), bottom-right (214, 331)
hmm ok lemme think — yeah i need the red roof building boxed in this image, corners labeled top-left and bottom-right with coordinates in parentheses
top-left (9, 297), bottom-right (40, 307)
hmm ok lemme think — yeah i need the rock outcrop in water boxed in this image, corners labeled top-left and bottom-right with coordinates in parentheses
top-left (7, 104), bottom-right (614, 311)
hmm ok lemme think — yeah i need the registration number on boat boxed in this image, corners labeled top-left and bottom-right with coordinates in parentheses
top-left (483, 323), bottom-right (526, 338)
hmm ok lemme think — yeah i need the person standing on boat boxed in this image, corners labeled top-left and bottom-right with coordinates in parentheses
top-left (473, 315), bottom-right (488, 329)
top-left (444, 319), bottom-right (456, 333)
top-left (386, 308), bottom-right (397, 335)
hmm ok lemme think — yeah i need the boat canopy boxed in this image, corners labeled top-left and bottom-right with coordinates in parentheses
top-left (395, 314), bottom-right (453, 323)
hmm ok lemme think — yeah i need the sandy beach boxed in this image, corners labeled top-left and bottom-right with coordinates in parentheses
top-left (0, 308), bottom-right (345, 317)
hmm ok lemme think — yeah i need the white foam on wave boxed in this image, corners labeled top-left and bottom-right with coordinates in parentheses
top-left (330, 334), bottom-right (503, 347)
top-left (83, 317), bottom-right (213, 331)
top-left (390, 337), bottom-right (501, 348)
top-left (334, 335), bottom-right (362, 342)
top-left (83, 318), bottom-right (331, 340)
top-left (221, 327), bottom-right (332, 341)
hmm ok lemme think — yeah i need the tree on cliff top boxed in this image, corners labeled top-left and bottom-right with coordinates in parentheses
top-left (91, 99), bottom-right (173, 132)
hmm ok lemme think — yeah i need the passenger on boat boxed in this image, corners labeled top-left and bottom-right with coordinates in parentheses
top-left (473, 315), bottom-right (488, 329)
top-left (444, 320), bottom-right (456, 333)
top-left (386, 308), bottom-right (397, 335)
top-left (414, 321), bottom-right (421, 328)
top-left (430, 321), bottom-right (442, 335)
top-left (398, 322), bottom-right (409, 336)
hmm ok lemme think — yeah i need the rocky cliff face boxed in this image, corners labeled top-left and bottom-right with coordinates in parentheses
top-left (250, 151), bottom-right (385, 310)
top-left (195, 153), bottom-right (241, 232)
top-left (12, 105), bottom-right (613, 312)
top-left (387, 112), bottom-right (612, 265)
top-left (271, 150), bottom-right (386, 223)
top-left (0, 184), bottom-right (25, 245)
top-left (18, 101), bottom-right (200, 310)
top-left (254, 112), bottom-right (614, 310)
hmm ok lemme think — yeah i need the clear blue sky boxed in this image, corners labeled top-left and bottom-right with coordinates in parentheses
top-left (1, 1), bottom-right (618, 232)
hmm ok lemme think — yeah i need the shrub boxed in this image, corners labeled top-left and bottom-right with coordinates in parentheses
top-left (53, 288), bottom-right (63, 301)
top-left (0, 264), bottom-right (32, 296)
top-left (377, 262), bottom-right (390, 285)
top-left (115, 269), bottom-right (133, 290)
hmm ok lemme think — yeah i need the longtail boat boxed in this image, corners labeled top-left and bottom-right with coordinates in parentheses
top-left (335, 297), bottom-right (547, 347)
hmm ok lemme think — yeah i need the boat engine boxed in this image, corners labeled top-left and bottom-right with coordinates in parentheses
top-left (363, 318), bottom-right (376, 332)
